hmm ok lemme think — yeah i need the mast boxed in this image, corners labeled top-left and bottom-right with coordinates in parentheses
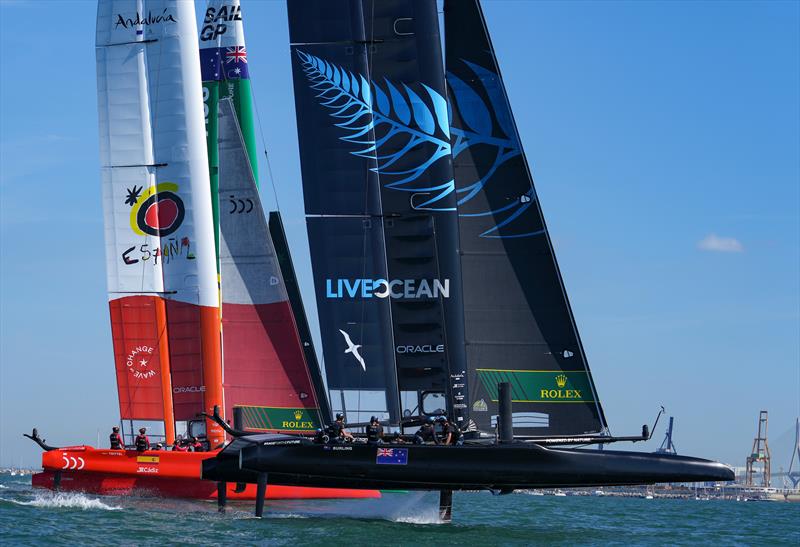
top-left (96, 0), bottom-right (224, 446)
top-left (443, 0), bottom-right (607, 437)
top-left (287, 0), bottom-right (466, 426)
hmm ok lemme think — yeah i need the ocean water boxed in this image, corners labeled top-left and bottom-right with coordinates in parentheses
top-left (1, 474), bottom-right (798, 546)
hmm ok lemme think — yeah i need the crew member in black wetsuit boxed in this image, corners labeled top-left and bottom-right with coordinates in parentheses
top-left (134, 427), bottom-right (150, 452)
top-left (109, 426), bottom-right (124, 449)
top-left (366, 416), bottom-right (383, 446)
top-left (326, 413), bottom-right (354, 444)
top-left (441, 416), bottom-right (464, 446)
top-left (414, 417), bottom-right (439, 445)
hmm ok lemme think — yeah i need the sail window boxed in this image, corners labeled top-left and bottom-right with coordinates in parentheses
top-left (421, 391), bottom-right (446, 415)
top-left (330, 389), bottom-right (389, 424)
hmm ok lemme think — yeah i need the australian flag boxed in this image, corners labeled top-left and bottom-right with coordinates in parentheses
top-left (375, 447), bottom-right (408, 465)
top-left (199, 47), bottom-right (250, 82)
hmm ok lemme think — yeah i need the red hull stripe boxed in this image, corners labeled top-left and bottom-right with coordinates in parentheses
top-left (36, 445), bottom-right (379, 500)
top-left (32, 470), bottom-right (379, 500)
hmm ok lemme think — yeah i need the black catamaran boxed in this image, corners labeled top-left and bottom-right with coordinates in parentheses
top-left (202, 0), bottom-right (733, 518)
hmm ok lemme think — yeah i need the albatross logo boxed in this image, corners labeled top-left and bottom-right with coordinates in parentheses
top-left (338, 329), bottom-right (365, 371)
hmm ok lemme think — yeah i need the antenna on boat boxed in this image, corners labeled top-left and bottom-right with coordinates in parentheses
top-left (642, 406), bottom-right (665, 441)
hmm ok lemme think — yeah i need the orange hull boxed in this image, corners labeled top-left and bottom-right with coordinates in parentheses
top-left (35, 446), bottom-right (379, 500)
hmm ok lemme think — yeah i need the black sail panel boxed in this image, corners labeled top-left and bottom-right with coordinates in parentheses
top-left (288, 0), bottom-right (467, 426)
top-left (444, 0), bottom-right (607, 436)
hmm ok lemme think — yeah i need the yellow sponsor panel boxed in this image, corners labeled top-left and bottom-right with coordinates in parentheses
top-left (136, 456), bottom-right (160, 464)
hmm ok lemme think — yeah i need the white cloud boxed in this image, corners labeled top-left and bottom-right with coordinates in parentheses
top-left (697, 233), bottom-right (744, 253)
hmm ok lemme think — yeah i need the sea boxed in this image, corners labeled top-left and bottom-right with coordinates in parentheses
top-left (1, 474), bottom-right (798, 546)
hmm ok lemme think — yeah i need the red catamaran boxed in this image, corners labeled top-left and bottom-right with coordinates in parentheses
top-left (30, 0), bottom-right (377, 501)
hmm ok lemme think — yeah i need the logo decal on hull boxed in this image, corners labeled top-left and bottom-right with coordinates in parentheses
top-left (376, 447), bottom-right (408, 465)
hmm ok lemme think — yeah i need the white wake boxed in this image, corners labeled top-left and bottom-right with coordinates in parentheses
top-left (1, 492), bottom-right (122, 511)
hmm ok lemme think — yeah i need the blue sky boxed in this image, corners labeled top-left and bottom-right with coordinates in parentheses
top-left (1, 0), bottom-right (798, 470)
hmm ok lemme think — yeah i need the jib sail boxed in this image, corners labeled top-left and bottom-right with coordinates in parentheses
top-left (96, 0), bottom-right (224, 444)
top-left (217, 99), bottom-right (324, 433)
top-left (287, 0), bottom-right (467, 425)
top-left (444, 0), bottom-right (607, 436)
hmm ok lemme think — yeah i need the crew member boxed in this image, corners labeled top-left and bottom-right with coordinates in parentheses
top-left (441, 416), bottom-right (464, 446)
top-left (414, 417), bottom-right (439, 445)
top-left (365, 416), bottom-right (384, 446)
top-left (326, 413), bottom-right (353, 444)
top-left (313, 428), bottom-right (328, 444)
top-left (109, 426), bottom-right (124, 450)
top-left (173, 435), bottom-right (188, 452)
top-left (134, 427), bottom-right (150, 452)
top-left (190, 437), bottom-right (204, 452)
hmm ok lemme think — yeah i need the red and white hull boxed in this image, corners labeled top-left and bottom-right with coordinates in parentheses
top-left (33, 446), bottom-right (380, 501)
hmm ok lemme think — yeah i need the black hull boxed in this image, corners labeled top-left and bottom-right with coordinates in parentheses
top-left (203, 439), bottom-right (733, 491)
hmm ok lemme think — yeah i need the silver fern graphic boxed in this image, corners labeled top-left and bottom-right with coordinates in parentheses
top-left (448, 60), bottom-right (541, 239)
top-left (296, 50), bottom-right (455, 210)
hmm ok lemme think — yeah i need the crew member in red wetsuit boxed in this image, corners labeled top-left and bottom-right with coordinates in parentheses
top-left (109, 426), bottom-right (124, 450)
top-left (172, 435), bottom-right (188, 452)
top-left (134, 427), bottom-right (150, 452)
top-left (190, 437), bottom-right (204, 452)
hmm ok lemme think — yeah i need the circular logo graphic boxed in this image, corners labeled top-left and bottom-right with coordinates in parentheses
top-left (127, 183), bottom-right (186, 237)
top-left (125, 345), bottom-right (157, 380)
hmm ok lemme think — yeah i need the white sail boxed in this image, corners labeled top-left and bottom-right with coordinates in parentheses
top-left (95, 0), bottom-right (223, 443)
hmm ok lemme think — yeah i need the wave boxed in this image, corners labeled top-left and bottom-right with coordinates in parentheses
top-left (0, 484), bottom-right (8, 489)
top-left (1, 492), bottom-right (122, 511)
top-left (393, 514), bottom-right (444, 525)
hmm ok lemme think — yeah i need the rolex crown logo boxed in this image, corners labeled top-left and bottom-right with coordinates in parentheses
top-left (293, 409), bottom-right (304, 420)
top-left (555, 374), bottom-right (568, 388)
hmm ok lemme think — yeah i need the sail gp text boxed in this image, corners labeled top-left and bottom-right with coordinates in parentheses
top-left (326, 278), bottom-right (449, 299)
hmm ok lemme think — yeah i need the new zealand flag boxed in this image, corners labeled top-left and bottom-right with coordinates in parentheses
top-left (375, 447), bottom-right (408, 465)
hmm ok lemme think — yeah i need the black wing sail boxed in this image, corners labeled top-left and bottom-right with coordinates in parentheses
top-left (444, 0), bottom-right (608, 436)
top-left (287, 0), bottom-right (467, 426)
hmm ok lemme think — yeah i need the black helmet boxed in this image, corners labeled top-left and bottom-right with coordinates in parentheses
top-left (426, 416), bottom-right (435, 424)
top-left (112, 426), bottom-right (119, 432)
top-left (336, 413), bottom-right (344, 421)
top-left (436, 416), bottom-right (447, 422)
top-left (370, 416), bottom-right (378, 423)
top-left (139, 427), bottom-right (146, 434)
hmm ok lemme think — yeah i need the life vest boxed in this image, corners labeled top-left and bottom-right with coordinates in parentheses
top-left (366, 424), bottom-right (382, 442)
top-left (327, 422), bottom-right (344, 438)
top-left (446, 423), bottom-right (463, 442)
top-left (135, 434), bottom-right (149, 451)
top-left (109, 432), bottom-right (123, 449)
